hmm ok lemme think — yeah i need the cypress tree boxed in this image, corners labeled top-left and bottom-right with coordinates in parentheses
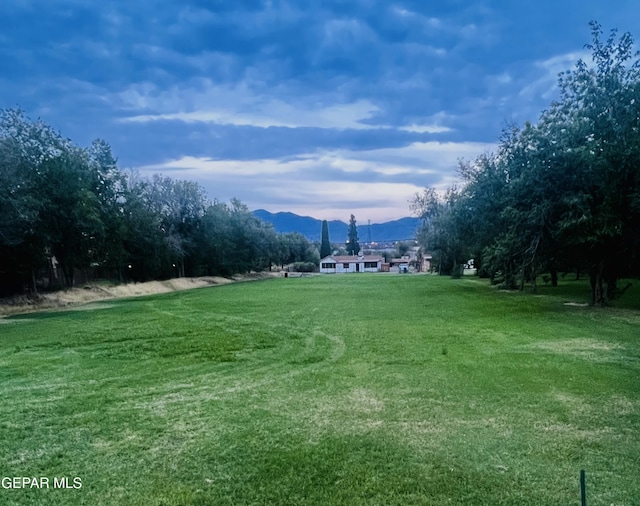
top-left (346, 214), bottom-right (360, 255)
top-left (320, 220), bottom-right (331, 258)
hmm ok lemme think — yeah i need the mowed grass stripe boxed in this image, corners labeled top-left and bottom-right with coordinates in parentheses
top-left (0, 275), bottom-right (638, 505)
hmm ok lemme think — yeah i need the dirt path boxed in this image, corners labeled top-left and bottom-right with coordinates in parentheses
top-left (0, 273), bottom-right (280, 317)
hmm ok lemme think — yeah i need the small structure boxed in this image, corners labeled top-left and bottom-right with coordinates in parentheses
top-left (420, 253), bottom-right (432, 273)
top-left (389, 256), bottom-right (411, 273)
top-left (319, 254), bottom-right (383, 274)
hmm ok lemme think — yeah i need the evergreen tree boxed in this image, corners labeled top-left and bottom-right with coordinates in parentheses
top-left (320, 220), bottom-right (331, 258)
top-left (346, 214), bottom-right (360, 255)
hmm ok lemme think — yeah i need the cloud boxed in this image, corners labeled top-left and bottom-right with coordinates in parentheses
top-left (132, 139), bottom-right (495, 220)
top-left (399, 124), bottom-right (452, 134)
top-left (116, 76), bottom-right (458, 134)
top-left (136, 155), bottom-right (299, 177)
top-left (519, 51), bottom-right (590, 101)
top-left (135, 140), bottom-right (494, 180)
top-left (134, 153), bottom-right (428, 222)
top-left (122, 94), bottom-right (381, 130)
top-left (347, 140), bottom-right (496, 172)
top-left (3, 0), bottom-right (634, 223)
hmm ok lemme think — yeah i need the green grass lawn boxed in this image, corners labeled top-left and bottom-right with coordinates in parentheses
top-left (1, 274), bottom-right (639, 505)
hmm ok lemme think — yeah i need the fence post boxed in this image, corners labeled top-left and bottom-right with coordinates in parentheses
top-left (580, 470), bottom-right (586, 506)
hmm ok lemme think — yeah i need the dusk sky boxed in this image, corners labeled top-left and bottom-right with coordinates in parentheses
top-left (1, 1), bottom-right (637, 222)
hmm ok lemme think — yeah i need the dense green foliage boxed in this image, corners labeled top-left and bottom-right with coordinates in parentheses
top-left (1, 275), bottom-right (638, 504)
top-left (320, 219), bottom-right (332, 258)
top-left (0, 110), bottom-right (319, 295)
top-left (412, 23), bottom-right (640, 304)
top-left (346, 214), bottom-right (360, 255)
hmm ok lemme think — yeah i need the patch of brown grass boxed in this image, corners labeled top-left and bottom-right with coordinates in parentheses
top-left (0, 273), bottom-right (279, 317)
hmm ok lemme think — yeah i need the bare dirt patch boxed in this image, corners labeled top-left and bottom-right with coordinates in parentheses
top-left (0, 272), bottom-right (279, 317)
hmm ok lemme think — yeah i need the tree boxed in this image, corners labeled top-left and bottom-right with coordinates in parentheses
top-left (277, 232), bottom-right (318, 266)
top-left (346, 214), bottom-right (360, 255)
top-left (0, 108), bottom-right (330, 294)
top-left (320, 220), bottom-right (331, 258)
top-left (197, 200), bottom-right (234, 276)
top-left (148, 175), bottom-right (208, 277)
top-left (0, 135), bottom-right (45, 294)
top-left (553, 22), bottom-right (640, 303)
top-left (0, 108), bottom-right (74, 292)
top-left (38, 147), bottom-right (105, 287)
top-left (410, 23), bottom-right (640, 302)
top-left (86, 139), bottom-right (127, 280)
top-left (396, 242), bottom-right (410, 257)
top-left (411, 187), bottom-right (470, 276)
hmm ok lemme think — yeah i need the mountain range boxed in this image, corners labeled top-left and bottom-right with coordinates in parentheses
top-left (252, 210), bottom-right (421, 243)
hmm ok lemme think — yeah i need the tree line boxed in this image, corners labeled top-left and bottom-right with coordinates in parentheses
top-left (0, 109), bottom-right (319, 296)
top-left (411, 23), bottom-right (640, 305)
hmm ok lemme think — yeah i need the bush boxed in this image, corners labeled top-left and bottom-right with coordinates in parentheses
top-left (290, 262), bottom-right (317, 273)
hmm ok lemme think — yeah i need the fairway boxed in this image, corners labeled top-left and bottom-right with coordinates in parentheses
top-left (1, 275), bottom-right (639, 505)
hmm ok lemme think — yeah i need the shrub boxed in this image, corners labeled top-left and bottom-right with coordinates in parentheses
top-left (290, 262), bottom-right (317, 273)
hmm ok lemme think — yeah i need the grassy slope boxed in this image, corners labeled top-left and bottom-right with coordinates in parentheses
top-left (0, 275), bottom-right (638, 505)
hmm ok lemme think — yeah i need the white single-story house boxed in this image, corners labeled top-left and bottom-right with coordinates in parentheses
top-left (319, 255), bottom-right (383, 274)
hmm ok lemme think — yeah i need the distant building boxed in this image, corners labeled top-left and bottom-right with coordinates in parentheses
top-left (389, 256), bottom-right (410, 273)
top-left (420, 253), bottom-right (432, 273)
top-left (319, 255), bottom-right (383, 274)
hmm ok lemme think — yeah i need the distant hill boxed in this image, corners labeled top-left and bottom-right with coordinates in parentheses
top-left (253, 210), bottom-right (420, 242)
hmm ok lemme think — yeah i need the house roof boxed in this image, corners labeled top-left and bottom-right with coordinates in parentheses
top-left (321, 255), bottom-right (383, 263)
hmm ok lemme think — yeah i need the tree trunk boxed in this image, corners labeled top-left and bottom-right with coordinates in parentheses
top-left (48, 258), bottom-right (56, 289)
top-left (530, 262), bottom-right (538, 293)
top-left (590, 261), bottom-right (606, 306)
top-left (60, 260), bottom-right (75, 288)
top-left (550, 269), bottom-right (558, 287)
top-left (606, 272), bottom-right (618, 301)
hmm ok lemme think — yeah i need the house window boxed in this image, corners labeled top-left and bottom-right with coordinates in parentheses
top-left (364, 262), bottom-right (378, 268)
top-left (321, 262), bottom-right (336, 269)
top-left (343, 263), bottom-right (350, 268)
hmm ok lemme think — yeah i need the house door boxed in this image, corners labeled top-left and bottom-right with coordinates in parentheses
top-left (356, 263), bottom-right (360, 272)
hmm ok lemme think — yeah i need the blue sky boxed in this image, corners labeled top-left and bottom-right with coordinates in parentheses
top-left (1, 1), bottom-right (637, 222)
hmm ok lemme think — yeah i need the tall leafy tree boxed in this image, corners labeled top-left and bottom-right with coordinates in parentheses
top-left (120, 172), bottom-right (170, 281)
top-left (0, 108), bottom-right (333, 294)
top-left (87, 139), bottom-right (127, 279)
top-left (149, 175), bottom-right (208, 277)
top-left (0, 108), bottom-right (102, 289)
top-left (196, 200), bottom-right (234, 276)
top-left (0, 108), bottom-right (70, 292)
top-left (412, 187), bottom-right (470, 276)
top-left (552, 22), bottom-right (640, 303)
top-left (40, 148), bottom-right (105, 287)
top-left (0, 135), bottom-right (45, 294)
top-left (411, 23), bottom-right (640, 303)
